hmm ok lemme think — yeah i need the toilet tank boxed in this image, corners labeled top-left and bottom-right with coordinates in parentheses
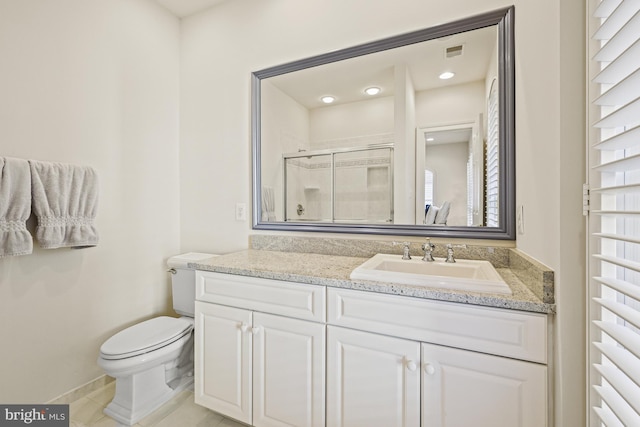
top-left (167, 252), bottom-right (217, 317)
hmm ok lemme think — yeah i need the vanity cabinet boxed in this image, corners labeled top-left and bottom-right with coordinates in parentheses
top-left (326, 288), bottom-right (548, 427)
top-left (195, 271), bottom-right (549, 427)
top-left (326, 325), bottom-right (546, 427)
top-left (421, 343), bottom-right (547, 427)
top-left (194, 271), bottom-right (326, 427)
top-left (194, 302), bottom-right (252, 423)
top-left (326, 326), bottom-right (421, 427)
top-left (253, 312), bottom-right (325, 427)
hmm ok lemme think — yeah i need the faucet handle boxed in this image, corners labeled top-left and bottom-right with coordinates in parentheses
top-left (393, 241), bottom-right (412, 260)
top-left (402, 242), bottom-right (411, 260)
top-left (445, 243), bottom-right (456, 263)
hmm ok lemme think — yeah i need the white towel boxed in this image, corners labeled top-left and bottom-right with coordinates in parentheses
top-left (0, 157), bottom-right (33, 257)
top-left (261, 186), bottom-right (276, 221)
top-left (29, 160), bottom-right (99, 249)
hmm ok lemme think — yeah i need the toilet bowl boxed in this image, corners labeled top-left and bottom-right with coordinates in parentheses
top-left (98, 316), bottom-right (195, 425)
top-left (97, 253), bottom-right (215, 426)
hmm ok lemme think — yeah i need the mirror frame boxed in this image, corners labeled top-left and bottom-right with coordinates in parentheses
top-left (252, 6), bottom-right (515, 240)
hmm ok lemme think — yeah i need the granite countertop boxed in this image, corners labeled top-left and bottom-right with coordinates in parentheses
top-left (191, 249), bottom-right (555, 314)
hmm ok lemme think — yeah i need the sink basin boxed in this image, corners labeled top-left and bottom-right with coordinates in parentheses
top-left (350, 253), bottom-right (512, 295)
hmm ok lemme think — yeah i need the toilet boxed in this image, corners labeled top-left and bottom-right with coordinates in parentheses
top-left (98, 252), bottom-right (215, 426)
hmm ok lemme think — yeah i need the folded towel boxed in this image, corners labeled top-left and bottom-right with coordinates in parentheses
top-left (0, 157), bottom-right (33, 257)
top-left (29, 160), bottom-right (99, 249)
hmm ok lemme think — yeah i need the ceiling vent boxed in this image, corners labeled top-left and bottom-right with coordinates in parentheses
top-left (445, 44), bottom-right (464, 59)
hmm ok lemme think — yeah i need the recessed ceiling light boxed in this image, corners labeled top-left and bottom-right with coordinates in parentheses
top-left (426, 137), bottom-right (435, 142)
top-left (439, 71), bottom-right (455, 80)
top-left (364, 87), bottom-right (381, 96)
top-left (321, 95), bottom-right (335, 104)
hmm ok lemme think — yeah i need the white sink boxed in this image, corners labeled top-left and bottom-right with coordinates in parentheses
top-left (350, 253), bottom-right (512, 295)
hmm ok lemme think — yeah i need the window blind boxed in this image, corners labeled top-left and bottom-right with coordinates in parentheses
top-left (467, 154), bottom-right (474, 226)
top-left (486, 80), bottom-right (499, 227)
top-left (588, 0), bottom-right (640, 425)
top-left (424, 169), bottom-right (434, 207)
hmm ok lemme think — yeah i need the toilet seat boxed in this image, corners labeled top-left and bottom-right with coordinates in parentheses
top-left (100, 316), bottom-right (193, 360)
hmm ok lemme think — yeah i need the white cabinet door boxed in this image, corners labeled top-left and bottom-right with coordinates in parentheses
top-left (194, 302), bottom-right (252, 424)
top-left (252, 313), bottom-right (325, 427)
top-left (422, 343), bottom-right (547, 427)
top-left (327, 326), bottom-right (420, 427)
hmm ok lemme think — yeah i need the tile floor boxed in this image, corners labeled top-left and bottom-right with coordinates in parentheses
top-left (69, 382), bottom-right (246, 427)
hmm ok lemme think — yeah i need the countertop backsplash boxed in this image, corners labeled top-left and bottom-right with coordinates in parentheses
top-left (249, 234), bottom-right (510, 265)
top-left (249, 235), bottom-right (554, 304)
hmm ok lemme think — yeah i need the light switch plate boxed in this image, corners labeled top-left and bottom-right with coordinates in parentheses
top-left (235, 203), bottom-right (247, 221)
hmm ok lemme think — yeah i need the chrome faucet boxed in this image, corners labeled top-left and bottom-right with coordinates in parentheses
top-left (421, 238), bottom-right (435, 262)
top-left (445, 244), bottom-right (456, 263)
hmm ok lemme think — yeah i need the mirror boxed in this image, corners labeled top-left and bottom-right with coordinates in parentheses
top-left (252, 7), bottom-right (514, 239)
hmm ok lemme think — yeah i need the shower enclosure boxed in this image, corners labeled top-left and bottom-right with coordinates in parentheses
top-left (283, 144), bottom-right (394, 223)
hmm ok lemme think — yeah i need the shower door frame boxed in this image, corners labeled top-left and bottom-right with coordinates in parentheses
top-left (283, 143), bottom-right (394, 224)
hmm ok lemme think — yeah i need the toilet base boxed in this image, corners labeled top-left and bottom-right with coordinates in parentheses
top-left (104, 365), bottom-right (194, 426)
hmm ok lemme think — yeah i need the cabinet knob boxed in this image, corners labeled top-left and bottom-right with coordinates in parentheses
top-left (424, 363), bottom-right (436, 375)
top-left (239, 323), bottom-right (249, 332)
top-left (251, 326), bottom-right (260, 335)
top-left (406, 360), bottom-right (417, 372)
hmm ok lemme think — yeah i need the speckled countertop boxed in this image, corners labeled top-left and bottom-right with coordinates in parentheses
top-left (191, 249), bottom-right (555, 314)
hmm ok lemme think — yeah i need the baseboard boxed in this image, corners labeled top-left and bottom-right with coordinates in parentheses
top-left (47, 374), bottom-right (115, 404)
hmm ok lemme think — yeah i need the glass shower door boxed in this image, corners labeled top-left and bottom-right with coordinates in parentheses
top-left (333, 147), bottom-right (393, 223)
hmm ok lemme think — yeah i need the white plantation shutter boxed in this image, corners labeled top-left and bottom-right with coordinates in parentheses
top-left (588, 0), bottom-right (640, 425)
top-left (467, 155), bottom-right (473, 226)
top-left (486, 80), bottom-right (499, 227)
top-left (424, 169), bottom-right (434, 206)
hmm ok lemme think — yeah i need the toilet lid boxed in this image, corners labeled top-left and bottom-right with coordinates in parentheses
top-left (100, 316), bottom-right (193, 360)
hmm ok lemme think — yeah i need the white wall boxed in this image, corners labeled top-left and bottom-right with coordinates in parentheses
top-left (309, 96), bottom-right (394, 144)
top-left (261, 80), bottom-right (310, 221)
top-left (415, 81), bottom-right (485, 228)
top-left (425, 142), bottom-right (469, 226)
top-left (181, 1), bottom-right (585, 426)
top-left (0, 0), bottom-right (180, 403)
top-left (415, 81), bottom-right (486, 129)
top-left (394, 65), bottom-right (417, 224)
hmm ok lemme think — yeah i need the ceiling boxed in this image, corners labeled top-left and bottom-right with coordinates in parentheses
top-left (153, 0), bottom-right (228, 18)
top-left (266, 25), bottom-right (497, 110)
top-left (155, 1), bottom-right (496, 117)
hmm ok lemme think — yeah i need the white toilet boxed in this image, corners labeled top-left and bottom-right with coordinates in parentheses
top-left (98, 252), bottom-right (215, 426)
